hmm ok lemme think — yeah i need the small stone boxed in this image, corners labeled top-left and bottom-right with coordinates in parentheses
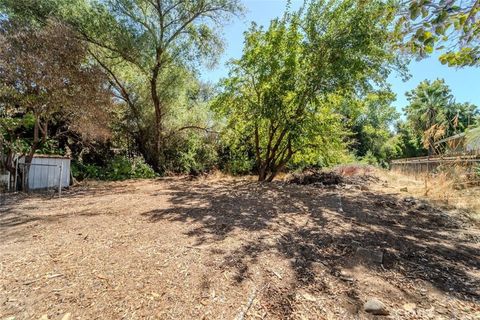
top-left (436, 306), bottom-right (449, 314)
top-left (340, 275), bottom-right (354, 282)
top-left (403, 197), bottom-right (416, 204)
top-left (400, 187), bottom-right (408, 192)
top-left (364, 298), bottom-right (389, 315)
top-left (360, 185), bottom-right (369, 191)
top-left (339, 270), bottom-right (354, 282)
top-left (339, 270), bottom-right (351, 277)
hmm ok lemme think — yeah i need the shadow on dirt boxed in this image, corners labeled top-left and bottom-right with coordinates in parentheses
top-left (0, 191), bottom-right (106, 242)
top-left (143, 180), bottom-right (480, 304)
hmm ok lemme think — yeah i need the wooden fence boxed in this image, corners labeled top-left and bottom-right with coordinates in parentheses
top-left (390, 154), bottom-right (480, 178)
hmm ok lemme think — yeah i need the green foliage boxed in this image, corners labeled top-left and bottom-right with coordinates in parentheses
top-left (3, 0), bottom-right (478, 180)
top-left (404, 79), bottom-right (478, 154)
top-left (163, 132), bottom-right (219, 175)
top-left (216, 134), bottom-right (256, 175)
top-left (0, 111), bottom-right (33, 156)
top-left (214, 0), bottom-right (403, 181)
top-left (221, 154), bottom-right (255, 176)
top-left (0, 18), bottom-right (112, 175)
top-left (393, 121), bottom-right (427, 158)
top-left (73, 156), bottom-right (156, 180)
top-left (360, 150), bottom-right (379, 166)
top-left (0, 0), bottom-right (243, 171)
top-left (397, 0), bottom-right (480, 66)
top-left (338, 90), bottom-right (402, 166)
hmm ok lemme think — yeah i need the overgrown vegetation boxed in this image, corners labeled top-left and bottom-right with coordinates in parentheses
top-left (72, 156), bottom-right (156, 180)
top-left (0, 0), bottom-right (479, 182)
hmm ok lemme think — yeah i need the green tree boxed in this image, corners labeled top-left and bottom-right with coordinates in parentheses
top-left (397, 0), bottom-right (480, 66)
top-left (404, 79), bottom-right (453, 154)
top-left (394, 121), bottom-right (427, 158)
top-left (343, 90), bottom-right (401, 166)
top-left (214, 0), bottom-right (403, 181)
top-left (0, 20), bottom-right (112, 173)
top-left (404, 79), bottom-right (478, 155)
top-left (1, 0), bottom-right (243, 171)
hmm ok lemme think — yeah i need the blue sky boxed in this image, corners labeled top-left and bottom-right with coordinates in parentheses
top-left (201, 0), bottom-right (480, 113)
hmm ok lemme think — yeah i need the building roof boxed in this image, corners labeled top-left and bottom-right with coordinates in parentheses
top-left (19, 154), bottom-right (71, 159)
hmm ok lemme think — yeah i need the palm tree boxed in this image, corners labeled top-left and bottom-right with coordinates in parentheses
top-left (404, 79), bottom-right (453, 155)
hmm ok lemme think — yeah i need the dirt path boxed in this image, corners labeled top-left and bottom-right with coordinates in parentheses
top-left (0, 176), bottom-right (479, 319)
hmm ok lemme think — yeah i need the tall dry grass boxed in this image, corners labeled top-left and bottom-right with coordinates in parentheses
top-left (378, 168), bottom-right (480, 222)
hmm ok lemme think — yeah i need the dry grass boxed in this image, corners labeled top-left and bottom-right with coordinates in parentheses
top-left (375, 169), bottom-right (480, 222)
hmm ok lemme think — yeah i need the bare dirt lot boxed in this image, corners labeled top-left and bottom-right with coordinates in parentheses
top-left (1, 173), bottom-right (479, 319)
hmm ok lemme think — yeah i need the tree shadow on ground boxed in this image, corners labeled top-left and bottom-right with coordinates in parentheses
top-left (144, 180), bottom-right (329, 243)
top-left (143, 180), bottom-right (480, 304)
top-left (0, 190), bottom-right (107, 242)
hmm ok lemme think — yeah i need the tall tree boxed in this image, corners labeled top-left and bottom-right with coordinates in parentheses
top-left (0, 0), bottom-right (242, 171)
top-left (344, 90), bottom-right (401, 165)
top-left (403, 79), bottom-right (477, 154)
top-left (215, 0), bottom-right (404, 181)
top-left (0, 20), bottom-right (112, 173)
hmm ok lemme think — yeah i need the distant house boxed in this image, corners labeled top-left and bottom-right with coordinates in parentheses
top-left (434, 132), bottom-right (480, 154)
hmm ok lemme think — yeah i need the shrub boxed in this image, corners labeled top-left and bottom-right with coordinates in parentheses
top-left (163, 132), bottom-right (219, 175)
top-left (73, 155), bottom-right (156, 181)
top-left (360, 150), bottom-right (379, 166)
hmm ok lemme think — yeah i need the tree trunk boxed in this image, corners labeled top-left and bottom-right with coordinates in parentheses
top-left (22, 116), bottom-right (41, 192)
top-left (151, 68), bottom-right (163, 156)
top-left (258, 165), bottom-right (267, 181)
top-left (135, 131), bottom-right (162, 173)
top-left (25, 116), bottom-right (40, 165)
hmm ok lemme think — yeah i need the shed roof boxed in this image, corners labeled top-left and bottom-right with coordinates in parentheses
top-left (20, 154), bottom-right (71, 159)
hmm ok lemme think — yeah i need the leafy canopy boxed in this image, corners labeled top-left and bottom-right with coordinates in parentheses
top-left (397, 0), bottom-right (480, 66)
top-left (0, 0), bottom-right (243, 171)
top-left (0, 20), bottom-right (112, 169)
top-left (214, 0), bottom-right (404, 181)
top-left (404, 79), bottom-right (478, 153)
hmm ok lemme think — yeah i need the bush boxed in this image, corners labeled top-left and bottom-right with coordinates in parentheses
top-left (217, 142), bottom-right (255, 176)
top-left (130, 157), bottom-right (157, 179)
top-left (72, 155), bottom-right (156, 181)
top-left (360, 150), bottom-right (379, 166)
top-left (222, 153), bottom-right (255, 175)
top-left (163, 133), bottom-right (219, 175)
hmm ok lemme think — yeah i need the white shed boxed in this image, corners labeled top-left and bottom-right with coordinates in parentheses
top-left (18, 155), bottom-right (71, 190)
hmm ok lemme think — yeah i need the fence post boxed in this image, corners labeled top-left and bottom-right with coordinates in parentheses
top-left (22, 165), bottom-right (25, 192)
top-left (58, 163), bottom-right (63, 197)
top-left (14, 157), bottom-right (18, 192)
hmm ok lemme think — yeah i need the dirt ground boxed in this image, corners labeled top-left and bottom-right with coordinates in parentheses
top-left (1, 172), bottom-right (479, 319)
